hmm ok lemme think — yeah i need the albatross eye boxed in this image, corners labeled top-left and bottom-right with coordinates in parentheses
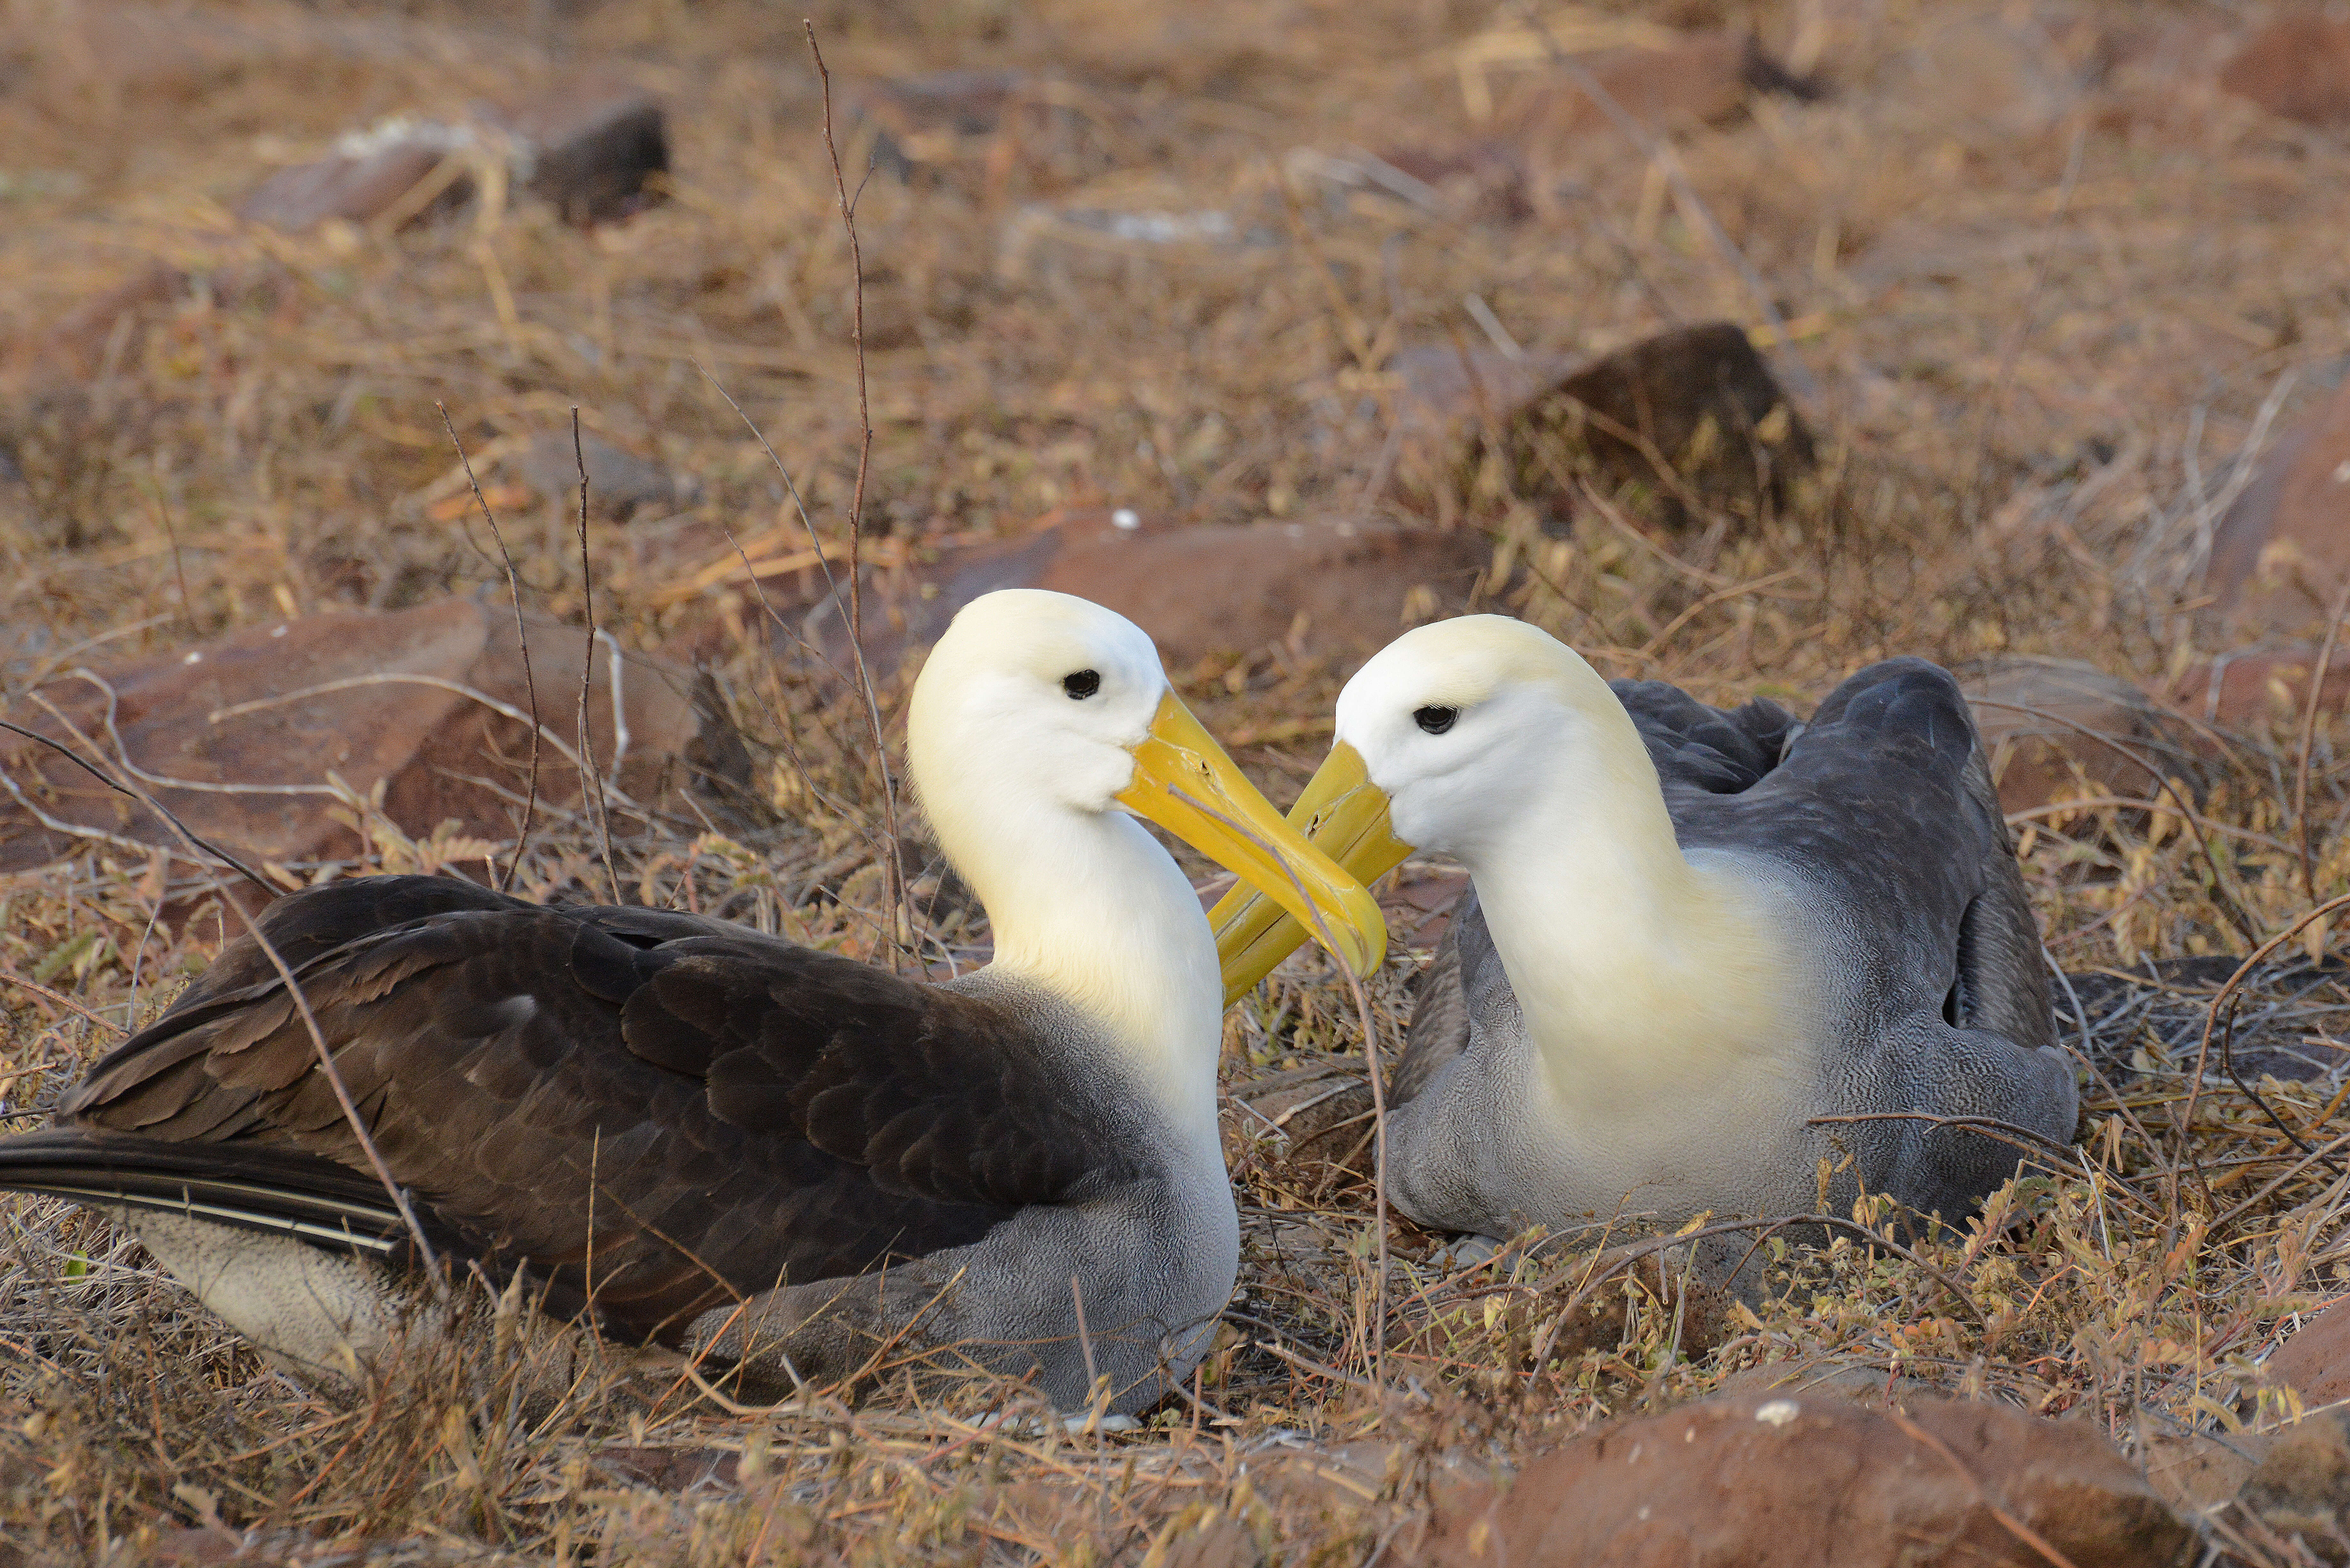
top-left (1063, 669), bottom-right (1102, 700)
top-left (1414, 705), bottom-right (1458, 735)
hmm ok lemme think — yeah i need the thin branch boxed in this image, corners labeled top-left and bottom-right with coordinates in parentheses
top-left (807, 20), bottom-right (913, 970)
top-left (572, 409), bottom-right (621, 906)
top-left (0, 718), bottom-right (272, 895)
top-left (439, 403), bottom-right (542, 891)
top-left (2293, 582), bottom-right (2350, 903)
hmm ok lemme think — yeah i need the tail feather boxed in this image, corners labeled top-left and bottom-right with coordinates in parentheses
top-left (0, 1130), bottom-right (429, 1256)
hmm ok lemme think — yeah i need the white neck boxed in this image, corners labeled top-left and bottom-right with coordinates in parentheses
top-left (1448, 699), bottom-right (1798, 1116)
top-left (940, 798), bottom-right (1224, 1146)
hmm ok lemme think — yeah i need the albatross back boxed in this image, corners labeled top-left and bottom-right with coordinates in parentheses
top-left (1394, 659), bottom-right (2077, 1231)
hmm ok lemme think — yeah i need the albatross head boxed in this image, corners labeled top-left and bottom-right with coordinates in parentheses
top-left (1212, 615), bottom-right (1638, 1000)
top-left (907, 590), bottom-right (1384, 984)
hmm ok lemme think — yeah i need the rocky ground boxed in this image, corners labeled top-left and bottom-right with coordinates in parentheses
top-left (8, 0), bottom-right (2350, 1562)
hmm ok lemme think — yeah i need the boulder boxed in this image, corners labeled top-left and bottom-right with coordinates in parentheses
top-left (2219, 15), bottom-right (2350, 128)
top-left (512, 431), bottom-right (699, 521)
top-left (2236, 1409), bottom-right (2350, 1561)
top-left (846, 71), bottom-right (1121, 192)
top-left (1957, 656), bottom-right (2197, 816)
top-left (1422, 1394), bottom-right (2193, 1567)
top-left (1397, 323), bottom-right (1815, 533)
top-left (1494, 31), bottom-right (1822, 142)
top-left (0, 599), bottom-right (746, 877)
top-left (489, 84), bottom-right (669, 227)
top-left (239, 87), bottom-right (667, 235)
top-left (2206, 377), bottom-right (2350, 638)
top-left (2172, 644), bottom-right (2350, 728)
top-left (2263, 1301), bottom-right (2350, 1411)
top-left (238, 120), bottom-right (472, 233)
top-left (707, 509), bottom-right (1490, 688)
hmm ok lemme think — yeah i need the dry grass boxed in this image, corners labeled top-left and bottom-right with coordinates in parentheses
top-left (5, 0), bottom-right (2350, 1560)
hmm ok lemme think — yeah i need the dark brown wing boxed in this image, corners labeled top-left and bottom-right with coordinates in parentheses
top-left (19, 876), bottom-right (1139, 1341)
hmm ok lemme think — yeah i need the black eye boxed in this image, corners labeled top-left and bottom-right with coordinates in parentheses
top-left (1414, 705), bottom-right (1458, 735)
top-left (1063, 669), bottom-right (1101, 699)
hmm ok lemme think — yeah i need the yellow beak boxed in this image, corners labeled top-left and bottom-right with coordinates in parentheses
top-left (1207, 740), bottom-right (1414, 1005)
top-left (1117, 694), bottom-right (1387, 984)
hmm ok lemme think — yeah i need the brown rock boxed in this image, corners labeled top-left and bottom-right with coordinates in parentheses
top-left (1424, 1394), bottom-right (2193, 1567)
top-left (1958, 656), bottom-right (2197, 816)
top-left (16, 263), bottom-right (188, 381)
top-left (2264, 1301), bottom-right (2350, 1411)
top-left (1499, 32), bottom-right (1821, 141)
top-left (743, 509), bottom-right (1489, 688)
top-left (513, 431), bottom-right (698, 520)
top-left (2237, 1409), bottom-right (2350, 1560)
top-left (1400, 323), bottom-right (1814, 533)
top-left (848, 71), bottom-right (1119, 192)
top-left (2219, 15), bottom-right (2350, 128)
top-left (238, 124), bottom-right (471, 233)
top-left (1289, 143), bottom-right (1531, 225)
top-left (2207, 377), bottom-right (2350, 637)
top-left (2141, 1427), bottom-right (2266, 1517)
top-left (239, 88), bottom-right (665, 237)
top-left (489, 85), bottom-right (669, 226)
top-left (0, 600), bottom-right (745, 877)
top-left (2172, 644), bottom-right (2350, 728)
top-left (1386, 866), bottom-right (1472, 949)
top-left (1227, 1062), bottom-right (1376, 1183)
top-left (1713, 1354), bottom-right (1942, 1408)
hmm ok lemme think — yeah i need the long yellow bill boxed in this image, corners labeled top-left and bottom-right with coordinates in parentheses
top-left (1207, 740), bottom-right (1413, 1005)
top-left (1116, 693), bottom-right (1386, 984)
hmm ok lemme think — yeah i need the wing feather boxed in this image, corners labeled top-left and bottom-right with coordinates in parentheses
top-left (14, 874), bottom-right (1141, 1341)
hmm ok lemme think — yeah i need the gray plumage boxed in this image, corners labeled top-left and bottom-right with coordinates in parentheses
top-left (1384, 658), bottom-right (2080, 1242)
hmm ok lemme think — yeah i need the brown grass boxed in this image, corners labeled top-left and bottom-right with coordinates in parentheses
top-left (5, 0), bottom-right (2350, 1560)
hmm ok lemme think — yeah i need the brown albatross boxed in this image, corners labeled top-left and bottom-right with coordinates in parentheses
top-left (0, 590), bottom-right (1384, 1413)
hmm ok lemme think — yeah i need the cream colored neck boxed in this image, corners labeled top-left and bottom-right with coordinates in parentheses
top-left (942, 802), bottom-right (1225, 1144)
top-left (1453, 699), bottom-right (1794, 1115)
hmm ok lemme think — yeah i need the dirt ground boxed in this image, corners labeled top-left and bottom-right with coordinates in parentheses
top-left (4, 0), bottom-right (2350, 1561)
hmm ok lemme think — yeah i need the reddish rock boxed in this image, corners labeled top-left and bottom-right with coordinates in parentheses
top-left (1398, 323), bottom-right (1814, 533)
top-left (2219, 15), bottom-right (2350, 128)
top-left (239, 124), bottom-right (470, 233)
top-left (848, 71), bottom-right (1117, 191)
top-left (2207, 378), bottom-right (2350, 637)
top-left (1290, 143), bottom-right (1531, 225)
top-left (1958, 656), bottom-right (2197, 815)
top-left (239, 88), bottom-right (666, 236)
top-left (724, 509), bottom-right (1489, 687)
top-left (2141, 1427), bottom-right (2265, 1517)
top-left (1422, 1394), bottom-right (2193, 1567)
top-left (512, 431), bottom-right (698, 520)
top-left (1227, 1061), bottom-right (1376, 1181)
top-left (2235, 1409), bottom-right (2350, 1559)
top-left (0, 599), bottom-right (744, 877)
top-left (14, 263), bottom-right (188, 381)
top-left (2263, 1302), bottom-right (2350, 1411)
top-left (1496, 32), bottom-right (1821, 142)
top-left (2172, 645), bottom-right (2350, 728)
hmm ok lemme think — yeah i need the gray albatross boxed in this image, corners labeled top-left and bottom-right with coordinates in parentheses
top-left (1211, 614), bottom-right (2078, 1243)
top-left (0, 590), bottom-right (1384, 1413)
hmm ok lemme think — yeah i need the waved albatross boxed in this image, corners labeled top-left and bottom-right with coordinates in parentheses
top-left (0, 590), bottom-right (1383, 1413)
top-left (1212, 614), bottom-right (2079, 1244)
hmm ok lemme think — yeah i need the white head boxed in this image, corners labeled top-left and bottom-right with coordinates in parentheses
top-left (907, 589), bottom-right (1173, 829)
top-left (904, 590), bottom-right (1383, 1059)
top-left (1211, 614), bottom-right (1673, 999)
top-left (1333, 615), bottom-right (1637, 861)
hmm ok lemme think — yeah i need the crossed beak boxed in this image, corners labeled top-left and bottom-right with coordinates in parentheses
top-left (1115, 694), bottom-right (1387, 984)
top-left (1206, 741), bottom-right (1414, 1005)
